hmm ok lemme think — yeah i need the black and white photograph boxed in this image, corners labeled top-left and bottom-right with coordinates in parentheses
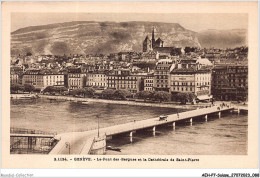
top-left (1, 1), bottom-right (258, 173)
top-left (9, 12), bottom-right (249, 155)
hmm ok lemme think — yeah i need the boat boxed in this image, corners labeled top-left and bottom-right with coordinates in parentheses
top-left (106, 146), bottom-right (121, 152)
top-left (81, 101), bottom-right (88, 104)
top-left (11, 94), bottom-right (38, 99)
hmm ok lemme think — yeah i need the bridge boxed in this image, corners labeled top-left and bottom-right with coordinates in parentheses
top-left (49, 104), bottom-right (235, 155)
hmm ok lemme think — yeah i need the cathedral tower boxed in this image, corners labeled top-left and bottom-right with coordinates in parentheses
top-left (143, 36), bottom-right (152, 52)
top-left (152, 27), bottom-right (156, 48)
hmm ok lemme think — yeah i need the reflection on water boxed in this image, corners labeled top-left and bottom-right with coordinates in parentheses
top-left (11, 98), bottom-right (247, 155)
top-left (11, 98), bottom-right (184, 133)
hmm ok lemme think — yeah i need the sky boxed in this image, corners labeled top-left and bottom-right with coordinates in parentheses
top-left (11, 13), bottom-right (248, 32)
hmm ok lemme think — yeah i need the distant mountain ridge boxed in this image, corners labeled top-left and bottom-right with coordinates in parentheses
top-left (11, 21), bottom-right (247, 56)
top-left (197, 29), bottom-right (247, 49)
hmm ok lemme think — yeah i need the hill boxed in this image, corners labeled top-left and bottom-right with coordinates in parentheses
top-left (11, 21), bottom-right (200, 56)
top-left (11, 21), bottom-right (247, 56)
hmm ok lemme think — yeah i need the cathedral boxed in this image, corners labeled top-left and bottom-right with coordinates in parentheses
top-left (143, 27), bottom-right (183, 56)
top-left (143, 27), bottom-right (164, 52)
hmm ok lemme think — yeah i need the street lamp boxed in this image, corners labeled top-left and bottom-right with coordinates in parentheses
top-left (96, 114), bottom-right (101, 138)
top-left (65, 142), bottom-right (70, 155)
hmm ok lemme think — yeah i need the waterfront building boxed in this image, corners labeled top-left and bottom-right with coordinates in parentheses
top-left (170, 68), bottom-right (196, 94)
top-left (107, 69), bottom-right (142, 93)
top-left (22, 69), bottom-right (65, 90)
top-left (22, 70), bottom-right (44, 89)
top-left (154, 59), bottom-right (175, 93)
top-left (195, 68), bottom-right (212, 101)
top-left (170, 67), bottom-right (212, 101)
top-left (67, 68), bottom-right (86, 90)
top-left (86, 72), bottom-right (107, 88)
top-left (43, 71), bottom-right (65, 88)
top-left (11, 72), bottom-right (20, 84)
top-left (212, 64), bottom-right (248, 101)
top-left (144, 73), bottom-right (154, 91)
top-left (10, 67), bottom-right (23, 84)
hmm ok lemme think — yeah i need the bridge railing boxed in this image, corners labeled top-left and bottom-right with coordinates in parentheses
top-left (10, 127), bottom-right (57, 136)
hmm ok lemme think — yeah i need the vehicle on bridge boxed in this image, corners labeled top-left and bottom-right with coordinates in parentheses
top-left (159, 115), bottom-right (168, 121)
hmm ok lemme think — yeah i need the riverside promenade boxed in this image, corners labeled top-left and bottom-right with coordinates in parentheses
top-left (49, 104), bottom-right (234, 155)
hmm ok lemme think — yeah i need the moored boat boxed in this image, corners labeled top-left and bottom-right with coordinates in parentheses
top-left (106, 146), bottom-right (121, 152)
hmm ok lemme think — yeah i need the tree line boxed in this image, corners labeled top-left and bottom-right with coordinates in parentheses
top-left (11, 83), bottom-right (35, 93)
top-left (11, 83), bottom-right (197, 104)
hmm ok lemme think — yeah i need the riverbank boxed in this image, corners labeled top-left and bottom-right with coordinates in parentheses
top-left (38, 94), bottom-right (212, 109)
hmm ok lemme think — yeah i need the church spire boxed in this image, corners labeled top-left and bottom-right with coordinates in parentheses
top-left (152, 27), bottom-right (155, 41)
top-left (152, 27), bottom-right (155, 48)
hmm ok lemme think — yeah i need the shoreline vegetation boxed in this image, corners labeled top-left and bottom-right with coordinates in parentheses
top-left (10, 93), bottom-right (248, 110)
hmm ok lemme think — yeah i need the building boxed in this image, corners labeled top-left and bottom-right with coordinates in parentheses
top-left (170, 67), bottom-right (212, 101)
top-left (142, 27), bottom-right (183, 57)
top-left (22, 69), bottom-right (65, 90)
top-left (170, 68), bottom-right (196, 94)
top-left (43, 70), bottom-right (65, 88)
top-left (10, 67), bottom-right (23, 84)
top-left (144, 73), bottom-right (154, 91)
top-left (154, 59), bottom-right (175, 93)
top-left (194, 68), bottom-right (212, 100)
top-left (143, 36), bottom-right (152, 52)
top-left (11, 72), bottom-right (20, 85)
top-left (107, 69), bottom-right (142, 93)
top-left (143, 27), bottom-right (165, 52)
top-left (86, 72), bottom-right (107, 88)
top-left (67, 68), bottom-right (86, 90)
top-left (212, 65), bottom-right (248, 101)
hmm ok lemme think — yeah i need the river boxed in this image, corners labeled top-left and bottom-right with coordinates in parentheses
top-left (10, 98), bottom-right (247, 155)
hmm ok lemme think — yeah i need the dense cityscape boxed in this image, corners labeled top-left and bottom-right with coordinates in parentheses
top-left (10, 28), bottom-right (248, 103)
top-left (9, 19), bottom-right (249, 158)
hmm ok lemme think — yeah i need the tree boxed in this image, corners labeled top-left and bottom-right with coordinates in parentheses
top-left (43, 86), bottom-right (56, 94)
top-left (11, 83), bottom-right (24, 93)
top-left (153, 91), bottom-right (171, 102)
top-left (188, 93), bottom-right (196, 103)
top-left (69, 88), bottom-right (82, 96)
top-left (102, 89), bottom-right (115, 99)
top-left (56, 86), bottom-right (68, 94)
top-left (176, 93), bottom-right (190, 104)
top-left (83, 87), bottom-right (95, 97)
top-left (23, 84), bottom-right (35, 93)
top-left (135, 90), bottom-right (153, 101)
top-left (113, 89), bottom-right (131, 100)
